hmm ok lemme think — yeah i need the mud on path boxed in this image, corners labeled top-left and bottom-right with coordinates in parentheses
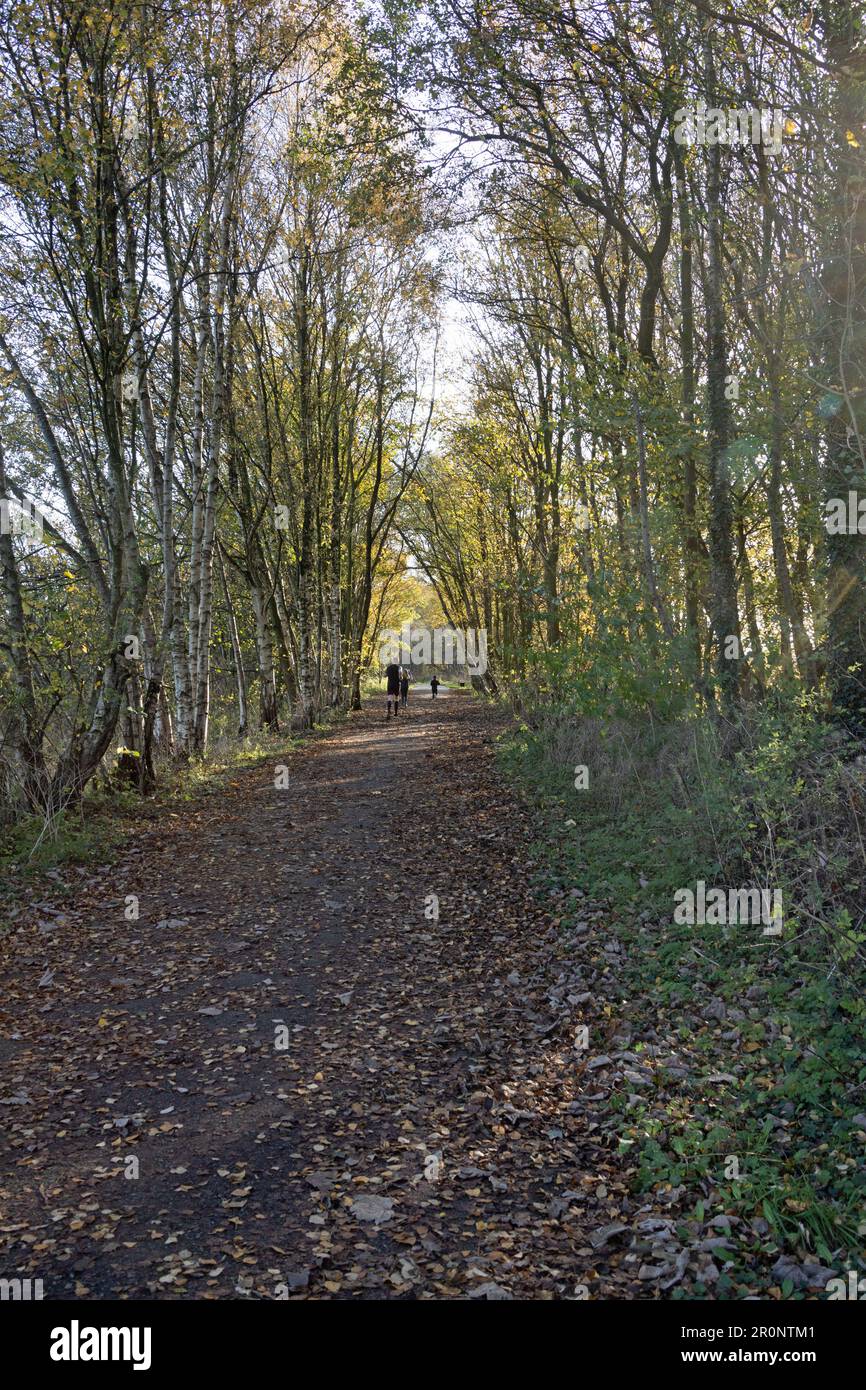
top-left (0, 693), bottom-right (629, 1300)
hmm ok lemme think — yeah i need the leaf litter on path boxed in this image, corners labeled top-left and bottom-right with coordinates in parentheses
top-left (0, 697), bottom-right (645, 1299)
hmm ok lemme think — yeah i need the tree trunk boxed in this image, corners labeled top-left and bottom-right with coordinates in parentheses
top-left (703, 39), bottom-right (741, 717)
top-left (820, 4), bottom-right (866, 729)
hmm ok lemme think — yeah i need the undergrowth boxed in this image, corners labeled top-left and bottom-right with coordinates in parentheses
top-left (500, 693), bottom-right (866, 1296)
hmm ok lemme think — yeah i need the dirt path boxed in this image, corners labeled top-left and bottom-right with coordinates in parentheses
top-left (0, 694), bottom-right (627, 1300)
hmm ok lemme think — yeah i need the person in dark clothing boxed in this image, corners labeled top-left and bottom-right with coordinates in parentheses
top-left (385, 661), bottom-right (401, 717)
top-left (430, 675), bottom-right (439, 698)
top-left (400, 669), bottom-right (410, 707)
